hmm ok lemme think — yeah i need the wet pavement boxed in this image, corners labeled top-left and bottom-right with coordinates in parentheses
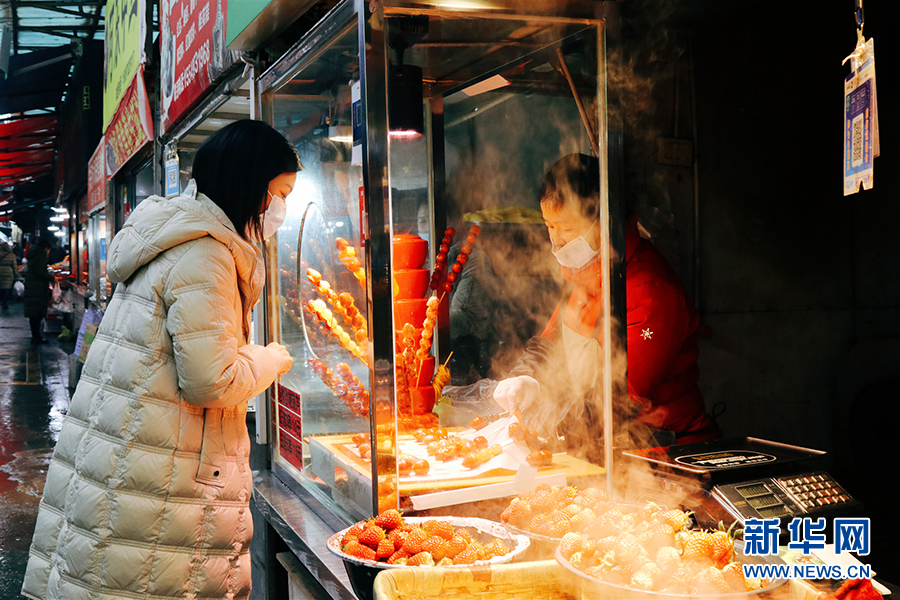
top-left (0, 302), bottom-right (72, 599)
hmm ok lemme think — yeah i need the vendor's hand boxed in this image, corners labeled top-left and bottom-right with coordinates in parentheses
top-left (267, 343), bottom-right (294, 374)
top-left (492, 375), bottom-right (540, 412)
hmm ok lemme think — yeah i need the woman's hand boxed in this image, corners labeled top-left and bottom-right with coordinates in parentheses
top-left (267, 343), bottom-right (294, 374)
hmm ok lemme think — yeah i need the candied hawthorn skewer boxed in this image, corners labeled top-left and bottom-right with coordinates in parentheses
top-left (308, 358), bottom-right (369, 417)
top-left (429, 227), bottom-right (456, 291)
top-left (307, 269), bottom-right (369, 345)
top-left (307, 299), bottom-right (368, 364)
top-left (443, 224), bottom-right (481, 294)
top-left (415, 295), bottom-right (441, 364)
top-left (336, 237), bottom-right (366, 287)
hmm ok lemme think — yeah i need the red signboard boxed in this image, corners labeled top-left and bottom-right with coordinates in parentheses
top-left (105, 68), bottom-right (154, 178)
top-left (160, 0), bottom-right (233, 132)
top-left (86, 139), bottom-right (106, 213)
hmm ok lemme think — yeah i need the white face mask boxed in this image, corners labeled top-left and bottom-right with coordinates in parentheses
top-left (551, 220), bottom-right (599, 269)
top-left (250, 191), bottom-right (287, 241)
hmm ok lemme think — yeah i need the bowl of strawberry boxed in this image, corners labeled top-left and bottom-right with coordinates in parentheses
top-left (554, 505), bottom-right (788, 598)
top-left (327, 509), bottom-right (530, 600)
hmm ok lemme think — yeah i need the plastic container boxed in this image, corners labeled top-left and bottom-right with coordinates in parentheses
top-left (393, 269), bottom-right (429, 299)
top-left (410, 385), bottom-right (436, 414)
top-left (393, 234), bottom-right (428, 270)
top-left (394, 298), bottom-right (428, 328)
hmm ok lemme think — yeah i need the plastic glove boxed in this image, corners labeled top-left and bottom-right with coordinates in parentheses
top-left (267, 343), bottom-right (294, 374)
top-left (492, 375), bottom-right (540, 412)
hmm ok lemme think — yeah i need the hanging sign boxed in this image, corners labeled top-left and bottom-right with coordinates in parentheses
top-left (165, 156), bottom-right (180, 196)
top-left (104, 0), bottom-right (147, 130)
top-left (160, 0), bottom-right (235, 132)
top-left (86, 138), bottom-right (106, 213)
top-left (843, 36), bottom-right (879, 195)
top-left (105, 68), bottom-right (154, 178)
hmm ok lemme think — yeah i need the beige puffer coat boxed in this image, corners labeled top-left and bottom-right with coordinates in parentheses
top-left (23, 181), bottom-right (282, 600)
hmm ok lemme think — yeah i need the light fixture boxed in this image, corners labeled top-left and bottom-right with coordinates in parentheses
top-left (50, 215), bottom-right (66, 222)
top-left (47, 225), bottom-right (59, 231)
top-left (389, 64), bottom-right (424, 139)
top-left (51, 207), bottom-right (67, 213)
top-left (327, 125), bottom-right (353, 143)
top-left (53, 231), bottom-right (66, 237)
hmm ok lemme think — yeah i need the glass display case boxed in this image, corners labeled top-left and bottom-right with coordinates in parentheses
top-left (258, 0), bottom-right (622, 523)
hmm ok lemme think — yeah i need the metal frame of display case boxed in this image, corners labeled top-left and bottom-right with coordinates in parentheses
top-left (255, 0), bottom-right (627, 520)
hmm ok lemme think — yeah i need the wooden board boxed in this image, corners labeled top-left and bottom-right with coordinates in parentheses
top-left (309, 433), bottom-right (605, 495)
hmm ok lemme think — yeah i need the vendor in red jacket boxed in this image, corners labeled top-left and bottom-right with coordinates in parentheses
top-left (493, 154), bottom-right (718, 449)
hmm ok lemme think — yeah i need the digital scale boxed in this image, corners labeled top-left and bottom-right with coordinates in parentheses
top-left (623, 437), bottom-right (863, 539)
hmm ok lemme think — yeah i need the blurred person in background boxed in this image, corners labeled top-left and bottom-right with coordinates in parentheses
top-left (0, 240), bottom-right (17, 309)
top-left (493, 154), bottom-right (719, 455)
top-left (23, 120), bottom-right (299, 600)
top-left (23, 238), bottom-right (54, 342)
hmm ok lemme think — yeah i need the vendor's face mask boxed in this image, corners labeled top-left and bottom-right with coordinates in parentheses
top-left (551, 220), bottom-right (599, 269)
top-left (252, 191), bottom-right (287, 241)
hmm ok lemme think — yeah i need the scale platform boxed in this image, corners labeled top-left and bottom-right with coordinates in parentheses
top-left (623, 437), bottom-right (863, 535)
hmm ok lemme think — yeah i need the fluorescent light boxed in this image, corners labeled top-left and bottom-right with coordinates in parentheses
top-left (389, 130), bottom-right (423, 140)
top-left (53, 231), bottom-right (66, 237)
top-left (51, 207), bottom-right (67, 213)
top-left (47, 225), bottom-right (59, 231)
top-left (328, 125), bottom-right (352, 143)
top-left (50, 215), bottom-right (66, 222)
top-left (463, 75), bottom-right (511, 97)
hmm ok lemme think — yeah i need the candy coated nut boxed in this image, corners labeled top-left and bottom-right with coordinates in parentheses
top-left (466, 234), bottom-right (477, 244)
top-left (443, 282), bottom-right (453, 293)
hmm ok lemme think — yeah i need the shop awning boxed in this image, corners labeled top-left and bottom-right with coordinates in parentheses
top-left (0, 47), bottom-right (74, 114)
top-left (0, 115), bottom-right (58, 186)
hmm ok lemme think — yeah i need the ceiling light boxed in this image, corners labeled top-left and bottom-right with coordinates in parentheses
top-left (51, 207), bottom-right (67, 213)
top-left (47, 225), bottom-right (59, 231)
top-left (53, 231), bottom-right (66, 237)
top-left (50, 215), bottom-right (66, 222)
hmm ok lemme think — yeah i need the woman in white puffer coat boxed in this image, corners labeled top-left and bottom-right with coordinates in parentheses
top-left (23, 120), bottom-right (299, 600)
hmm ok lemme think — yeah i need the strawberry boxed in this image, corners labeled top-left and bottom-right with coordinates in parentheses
top-left (401, 527), bottom-right (429, 554)
top-left (722, 562), bottom-right (749, 592)
top-left (630, 563), bottom-right (662, 591)
top-left (340, 532), bottom-right (359, 547)
top-left (425, 520), bottom-right (454, 541)
top-left (347, 521), bottom-right (367, 539)
top-left (387, 528), bottom-right (408, 548)
top-left (500, 498), bottom-right (532, 527)
top-left (374, 509), bottom-right (404, 531)
top-left (344, 540), bottom-right (377, 561)
top-left (445, 535), bottom-right (468, 558)
top-left (452, 545), bottom-right (480, 565)
top-left (658, 509), bottom-right (692, 532)
top-left (602, 564), bottom-right (634, 586)
top-left (375, 538), bottom-right (395, 559)
top-left (358, 524), bottom-right (386, 548)
top-left (406, 551), bottom-right (435, 567)
top-left (710, 530), bottom-right (735, 567)
top-left (691, 566), bottom-right (731, 595)
top-left (559, 532), bottom-right (583, 559)
top-left (454, 528), bottom-right (473, 544)
top-left (680, 530), bottom-right (714, 560)
top-left (421, 536), bottom-right (448, 561)
top-left (481, 539), bottom-right (509, 560)
top-left (613, 533), bottom-right (641, 562)
top-left (386, 549), bottom-right (410, 564)
top-left (569, 507), bottom-right (596, 532)
top-left (655, 546), bottom-right (682, 574)
top-left (436, 557), bottom-right (454, 567)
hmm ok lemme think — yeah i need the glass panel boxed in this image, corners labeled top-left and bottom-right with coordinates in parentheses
top-left (386, 15), bottom-right (605, 506)
top-left (87, 211), bottom-right (107, 307)
top-left (265, 23), bottom-right (369, 521)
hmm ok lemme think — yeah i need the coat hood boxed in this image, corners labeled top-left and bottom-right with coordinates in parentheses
top-left (107, 180), bottom-right (264, 307)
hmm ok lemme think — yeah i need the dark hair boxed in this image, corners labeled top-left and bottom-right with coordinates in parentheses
top-left (539, 153), bottom-right (600, 220)
top-left (36, 238), bottom-right (53, 250)
top-left (192, 120), bottom-right (301, 240)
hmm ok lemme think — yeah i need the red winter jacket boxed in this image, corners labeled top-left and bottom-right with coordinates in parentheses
top-left (536, 217), bottom-right (715, 442)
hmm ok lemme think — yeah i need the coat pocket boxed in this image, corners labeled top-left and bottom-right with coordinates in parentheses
top-left (195, 408), bottom-right (226, 488)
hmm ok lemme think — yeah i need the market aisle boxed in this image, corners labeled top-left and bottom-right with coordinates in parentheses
top-left (0, 302), bottom-right (72, 599)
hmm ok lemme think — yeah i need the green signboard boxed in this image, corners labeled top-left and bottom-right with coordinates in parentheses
top-left (104, 0), bottom-right (146, 130)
